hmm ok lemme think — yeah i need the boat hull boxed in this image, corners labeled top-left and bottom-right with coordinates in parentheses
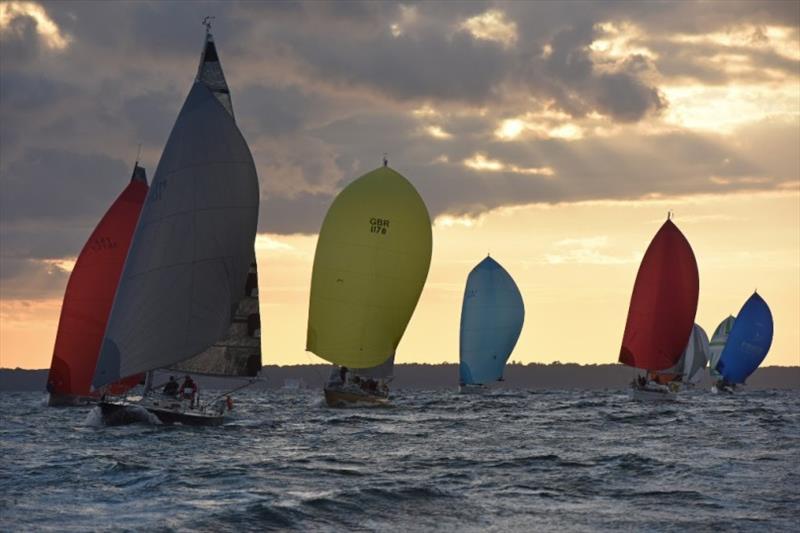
top-left (629, 387), bottom-right (678, 402)
top-left (458, 384), bottom-right (489, 394)
top-left (47, 393), bottom-right (96, 407)
top-left (98, 401), bottom-right (224, 426)
top-left (323, 387), bottom-right (390, 407)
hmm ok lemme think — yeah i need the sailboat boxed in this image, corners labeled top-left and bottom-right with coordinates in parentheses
top-left (708, 315), bottom-right (735, 380)
top-left (653, 323), bottom-right (710, 390)
top-left (307, 160), bottom-right (432, 407)
top-left (91, 23), bottom-right (262, 425)
top-left (46, 163), bottom-right (149, 406)
top-left (712, 292), bottom-right (773, 393)
top-left (459, 255), bottom-right (524, 393)
top-left (619, 216), bottom-right (699, 401)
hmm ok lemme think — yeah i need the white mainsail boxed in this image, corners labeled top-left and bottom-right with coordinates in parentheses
top-left (93, 30), bottom-right (260, 389)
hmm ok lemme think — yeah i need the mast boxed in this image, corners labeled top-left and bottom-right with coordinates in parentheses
top-left (92, 25), bottom-right (260, 389)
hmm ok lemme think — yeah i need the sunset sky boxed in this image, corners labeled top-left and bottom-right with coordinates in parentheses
top-left (1, 1), bottom-right (798, 370)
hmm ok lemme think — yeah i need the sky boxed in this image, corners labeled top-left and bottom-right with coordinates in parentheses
top-left (1, 0), bottom-right (798, 370)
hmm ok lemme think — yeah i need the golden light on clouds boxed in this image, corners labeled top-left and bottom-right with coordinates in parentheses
top-left (591, 21), bottom-right (658, 61)
top-left (389, 4), bottom-right (418, 38)
top-left (494, 115), bottom-right (585, 141)
top-left (544, 236), bottom-right (641, 266)
top-left (495, 119), bottom-right (525, 140)
top-left (661, 83), bottom-right (800, 132)
top-left (459, 9), bottom-right (518, 48)
top-left (40, 258), bottom-right (77, 274)
top-left (672, 25), bottom-right (800, 61)
top-left (0, 1), bottom-right (70, 50)
top-left (463, 153), bottom-right (555, 176)
top-left (424, 125), bottom-right (453, 139)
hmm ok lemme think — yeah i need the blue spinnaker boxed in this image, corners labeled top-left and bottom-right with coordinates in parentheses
top-left (716, 292), bottom-right (773, 384)
top-left (459, 256), bottom-right (524, 385)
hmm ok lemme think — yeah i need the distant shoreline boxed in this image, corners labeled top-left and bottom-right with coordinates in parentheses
top-left (2, 363), bottom-right (798, 391)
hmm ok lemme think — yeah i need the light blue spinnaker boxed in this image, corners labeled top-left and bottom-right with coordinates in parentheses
top-left (459, 256), bottom-right (524, 385)
top-left (716, 292), bottom-right (773, 384)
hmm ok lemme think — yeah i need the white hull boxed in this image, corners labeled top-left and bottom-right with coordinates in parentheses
top-left (629, 387), bottom-right (678, 402)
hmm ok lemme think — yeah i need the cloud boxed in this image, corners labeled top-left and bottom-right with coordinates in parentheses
top-left (544, 236), bottom-right (640, 265)
top-left (1, 0), bottom-right (798, 299)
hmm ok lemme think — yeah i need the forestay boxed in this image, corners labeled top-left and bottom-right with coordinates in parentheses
top-left (459, 256), bottom-right (524, 385)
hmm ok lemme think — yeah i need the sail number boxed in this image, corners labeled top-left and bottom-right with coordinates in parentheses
top-left (370, 217), bottom-right (389, 235)
top-left (90, 236), bottom-right (117, 252)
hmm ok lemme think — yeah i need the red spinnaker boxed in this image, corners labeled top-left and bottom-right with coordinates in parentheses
top-left (47, 165), bottom-right (148, 401)
top-left (619, 219), bottom-right (699, 371)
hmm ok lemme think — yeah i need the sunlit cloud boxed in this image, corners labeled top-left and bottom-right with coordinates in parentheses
top-left (710, 176), bottom-right (772, 185)
top-left (412, 105), bottom-right (441, 118)
top-left (544, 236), bottom-right (641, 265)
top-left (434, 215), bottom-right (477, 228)
top-left (255, 234), bottom-right (295, 253)
top-left (661, 84), bottom-right (800, 132)
top-left (424, 125), bottom-right (453, 139)
top-left (463, 153), bottom-right (554, 176)
top-left (494, 115), bottom-right (585, 141)
top-left (591, 21), bottom-right (657, 61)
top-left (40, 258), bottom-right (77, 274)
top-left (671, 25), bottom-right (800, 61)
top-left (464, 152), bottom-right (504, 171)
top-left (0, 1), bottom-right (71, 50)
top-left (495, 119), bottom-right (525, 140)
top-left (459, 9), bottom-right (518, 48)
top-left (389, 4), bottom-right (418, 38)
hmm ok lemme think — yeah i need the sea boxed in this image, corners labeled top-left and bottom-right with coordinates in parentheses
top-left (1, 388), bottom-right (798, 532)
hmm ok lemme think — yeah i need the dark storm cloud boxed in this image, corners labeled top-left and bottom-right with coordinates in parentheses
top-left (1, 0), bottom-right (798, 299)
top-left (1, 149), bottom-right (129, 224)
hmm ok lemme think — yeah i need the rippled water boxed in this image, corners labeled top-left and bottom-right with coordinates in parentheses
top-left (1, 389), bottom-right (798, 532)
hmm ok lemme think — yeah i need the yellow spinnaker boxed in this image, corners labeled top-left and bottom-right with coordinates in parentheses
top-left (306, 166), bottom-right (432, 368)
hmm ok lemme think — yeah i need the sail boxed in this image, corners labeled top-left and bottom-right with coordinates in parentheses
top-left (197, 31), bottom-right (234, 118)
top-left (459, 256), bottom-right (525, 385)
top-left (709, 315), bottom-right (735, 377)
top-left (681, 324), bottom-right (710, 384)
top-left (170, 259), bottom-right (261, 377)
top-left (93, 34), bottom-right (260, 389)
top-left (619, 219), bottom-right (699, 371)
top-left (306, 165), bottom-right (432, 369)
top-left (716, 293), bottom-right (773, 384)
top-left (47, 164), bottom-right (148, 400)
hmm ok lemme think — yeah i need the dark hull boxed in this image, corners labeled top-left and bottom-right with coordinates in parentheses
top-left (47, 393), bottom-right (96, 407)
top-left (98, 401), bottom-right (224, 426)
top-left (323, 387), bottom-right (390, 407)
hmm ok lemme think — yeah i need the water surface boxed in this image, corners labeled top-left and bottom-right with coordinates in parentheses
top-left (1, 389), bottom-right (797, 532)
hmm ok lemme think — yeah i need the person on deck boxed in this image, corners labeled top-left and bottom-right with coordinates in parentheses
top-left (339, 366), bottom-right (349, 384)
top-left (179, 375), bottom-right (198, 407)
top-left (162, 376), bottom-right (179, 397)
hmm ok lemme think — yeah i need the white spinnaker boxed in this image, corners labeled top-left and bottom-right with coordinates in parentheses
top-left (93, 82), bottom-right (259, 388)
top-left (682, 324), bottom-right (710, 383)
top-left (709, 315), bottom-right (735, 377)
